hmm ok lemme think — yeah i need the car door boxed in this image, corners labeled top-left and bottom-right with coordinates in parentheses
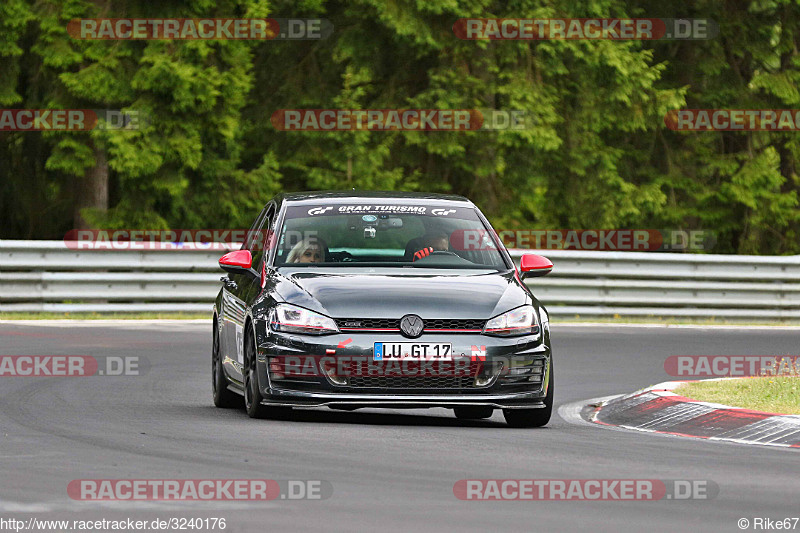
top-left (221, 207), bottom-right (268, 382)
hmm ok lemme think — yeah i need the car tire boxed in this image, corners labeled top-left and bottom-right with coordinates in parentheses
top-left (502, 361), bottom-right (553, 428)
top-left (243, 327), bottom-right (290, 420)
top-left (212, 322), bottom-right (240, 408)
top-left (453, 406), bottom-right (494, 420)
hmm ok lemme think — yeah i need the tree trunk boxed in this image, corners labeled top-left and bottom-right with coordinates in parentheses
top-left (73, 142), bottom-right (108, 230)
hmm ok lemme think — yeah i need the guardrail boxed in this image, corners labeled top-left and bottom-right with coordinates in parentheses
top-left (1, 240), bottom-right (799, 319)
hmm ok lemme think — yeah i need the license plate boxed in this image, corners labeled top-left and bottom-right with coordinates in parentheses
top-left (373, 342), bottom-right (452, 361)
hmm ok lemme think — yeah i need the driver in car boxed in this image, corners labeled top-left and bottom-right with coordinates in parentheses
top-left (412, 232), bottom-right (449, 261)
top-left (287, 236), bottom-right (327, 263)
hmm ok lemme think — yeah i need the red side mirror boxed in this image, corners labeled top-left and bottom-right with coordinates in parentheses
top-left (520, 253), bottom-right (553, 279)
top-left (219, 250), bottom-right (253, 272)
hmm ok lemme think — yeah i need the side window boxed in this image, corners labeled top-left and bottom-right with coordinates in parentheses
top-left (242, 208), bottom-right (268, 252)
top-left (249, 205), bottom-right (275, 270)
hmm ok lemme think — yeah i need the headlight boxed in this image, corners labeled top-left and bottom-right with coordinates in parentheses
top-left (270, 304), bottom-right (339, 335)
top-left (483, 306), bottom-right (539, 337)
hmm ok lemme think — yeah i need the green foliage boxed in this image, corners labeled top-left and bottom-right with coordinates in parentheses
top-left (0, 0), bottom-right (34, 105)
top-left (0, 0), bottom-right (798, 253)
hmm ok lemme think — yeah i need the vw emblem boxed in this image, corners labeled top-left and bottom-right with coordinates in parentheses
top-left (399, 314), bottom-right (424, 338)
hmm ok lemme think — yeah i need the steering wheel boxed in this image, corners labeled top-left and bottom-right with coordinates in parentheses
top-left (332, 251), bottom-right (355, 262)
top-left (413, 250), bottom-right (460, 262)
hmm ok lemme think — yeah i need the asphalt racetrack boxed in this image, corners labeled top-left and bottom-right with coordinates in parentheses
top-left (0, 321), bottom-right (797, 533)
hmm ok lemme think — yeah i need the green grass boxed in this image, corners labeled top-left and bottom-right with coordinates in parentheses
top-left (0, 312), bottom-right (208, 320)
top-left (675, 377), bottom-right (800, 415)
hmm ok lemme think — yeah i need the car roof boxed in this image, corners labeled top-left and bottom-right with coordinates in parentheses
top-left (274, 191), bottom-right (473, 205)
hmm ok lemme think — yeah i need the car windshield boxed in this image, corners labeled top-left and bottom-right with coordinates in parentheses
top-left (273, 203), bottom-right (509, 270)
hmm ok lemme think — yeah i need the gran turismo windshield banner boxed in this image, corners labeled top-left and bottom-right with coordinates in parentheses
top-left (289, 204), bottom-right (470, 218)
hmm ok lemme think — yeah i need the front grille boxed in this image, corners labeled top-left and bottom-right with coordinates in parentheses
top-left (335, 318), bottom-right (485, 332)
top-left (424, 319), bottom-right (485, 331)
top-left (335, 318), bottom-right (400, 330)
top-left (348, 375), bottom-right (477, 388)
top-left (339, 359), bottom-right (486, 390)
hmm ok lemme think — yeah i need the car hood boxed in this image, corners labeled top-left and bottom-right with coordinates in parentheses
top-left (272, 268), bottom-right (530, 319)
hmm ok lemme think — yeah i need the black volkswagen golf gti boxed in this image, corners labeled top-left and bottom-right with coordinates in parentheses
top-left (212, 192), bottom-right (554, 427)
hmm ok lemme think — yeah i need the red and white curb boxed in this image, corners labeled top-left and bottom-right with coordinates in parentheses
top-left (585, 380), bottom-right (800, 449)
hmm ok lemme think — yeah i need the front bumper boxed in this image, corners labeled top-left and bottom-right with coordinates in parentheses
top-left (255, 390), bottom-right (548, 410)
top-left (255, 328), bottom-right (551, 409)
